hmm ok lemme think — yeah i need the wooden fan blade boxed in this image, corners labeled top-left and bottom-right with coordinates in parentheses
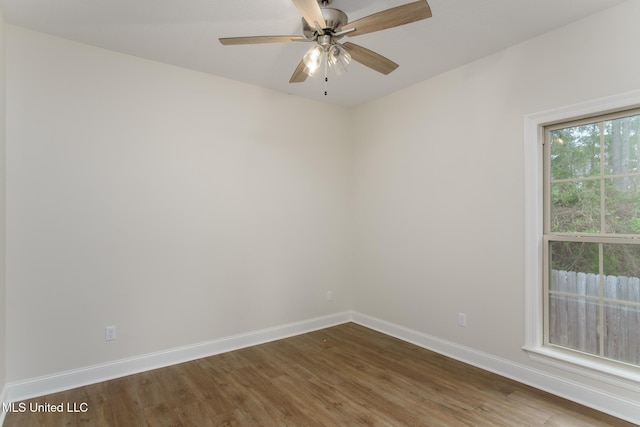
top-left (289, 59), bottom-right (309, 83)
top-left (291, 0), bottom-right (327, 30)
top-left (219, 35), bottom-right (306, 45)
top-left (342, 0), bottom-right (432, 37)
top-left (343, 42), bottom-right (399, 75)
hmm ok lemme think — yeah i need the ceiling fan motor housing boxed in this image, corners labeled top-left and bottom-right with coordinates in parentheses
top-left (302, 8), bottom-right (349, 40)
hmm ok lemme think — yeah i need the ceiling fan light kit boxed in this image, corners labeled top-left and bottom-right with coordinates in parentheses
top-left (302, 36), bottom-right (351, 78)
top-left (219, 0), bottom-right (432, 94)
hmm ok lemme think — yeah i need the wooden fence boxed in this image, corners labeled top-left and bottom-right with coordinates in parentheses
top-left (550, 270), bottom-right (640, 365)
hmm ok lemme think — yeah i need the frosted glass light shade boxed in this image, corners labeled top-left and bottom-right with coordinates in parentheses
top-left (328, 44), bottom-right (351, 76)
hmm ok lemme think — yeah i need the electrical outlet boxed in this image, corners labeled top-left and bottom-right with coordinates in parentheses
top-left (105, 325), bottom-right (116, 341)
top-left (458, 313), bottom-right (467, 327)
top-left (326, 290), bottom-right (333, 301)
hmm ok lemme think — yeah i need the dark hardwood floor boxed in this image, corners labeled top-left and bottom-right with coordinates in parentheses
top-left (3, 323), bottom-right (635, 426)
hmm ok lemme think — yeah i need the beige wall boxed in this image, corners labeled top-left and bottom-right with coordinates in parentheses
top-left (352, 0), bottom-right (640, 402)
top-left (0, 7), bottom-right (6, 397)
top-left (5, 26), bottom-right (353, 381)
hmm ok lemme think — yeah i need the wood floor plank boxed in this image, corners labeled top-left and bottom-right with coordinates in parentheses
top-left (3, 323), bottom-right (635, 426)
top-left (229, 367), bottom-right (315, 426)
top-left (270, 374), bottom-right (354, 426)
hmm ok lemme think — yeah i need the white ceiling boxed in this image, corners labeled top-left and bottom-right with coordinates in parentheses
top-left (0, 0), bottom-right (628, 107)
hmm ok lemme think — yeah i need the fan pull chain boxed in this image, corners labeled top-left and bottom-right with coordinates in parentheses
top-left (324, 56), bottom-right (329, 96)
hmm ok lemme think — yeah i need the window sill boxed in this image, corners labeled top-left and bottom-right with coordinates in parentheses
top-left (523, 345), bottom-right (640, 393)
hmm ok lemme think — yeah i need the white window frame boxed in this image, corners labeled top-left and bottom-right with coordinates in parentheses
top-left (523, 90), bottom-right (640, 392)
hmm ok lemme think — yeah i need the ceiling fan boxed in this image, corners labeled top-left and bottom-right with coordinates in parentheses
top-left (219, 0), bottom-right (432, 86)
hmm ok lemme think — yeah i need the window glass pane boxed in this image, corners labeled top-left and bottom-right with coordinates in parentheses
top-left (549, 241), bottom-right (599, 292)
top-left (550, 125), bottom-right (600, 180)
top-left (604, 176), bottom-right (640, 234)
top-left (549, 294), bottom-right (600, 357)
top-left (601, 246), bottom-right (640, 365)
top-left (550, 180), bottom-right (600, 233)
top-left (549, 242), bottom-right (601, 357)
top-left (603, 302), bottom-right (640, 365)
top-left (604, 114), bottom-right (640, 177)
top-left (603, 244), bottom-right (640, 278)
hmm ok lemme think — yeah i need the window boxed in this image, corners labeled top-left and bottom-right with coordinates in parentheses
top-left (523, 91), bottom-right (640, 391)
top-left (544, 110), bottom-right (640, 368)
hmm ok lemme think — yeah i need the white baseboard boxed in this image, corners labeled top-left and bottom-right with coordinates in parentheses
top-left (351, 312), bottom-right (640, 425)
top-left (4, 311), bottom-right (352, 403)
top-left (4, 311), bottom-right (639, 425)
